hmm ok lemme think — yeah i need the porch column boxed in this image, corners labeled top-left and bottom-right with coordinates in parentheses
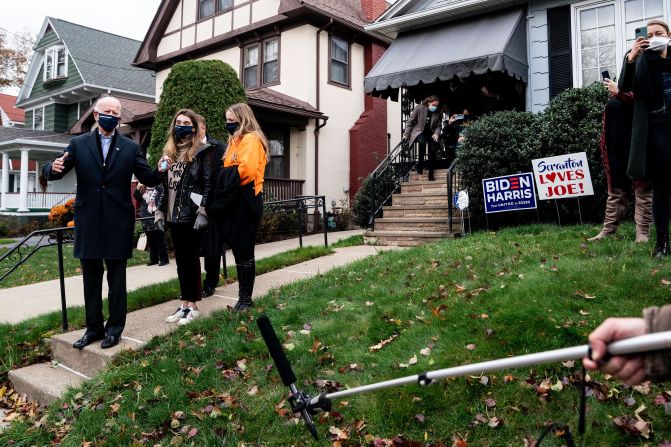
top-left (34, 160), bottom-right (40, 191)
top-left (0, 153), bottom-right (8, 210)
top-left (18, 149), bottom-right (29, 212)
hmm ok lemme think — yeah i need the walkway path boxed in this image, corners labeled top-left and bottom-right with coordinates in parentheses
top-left (0, 230), bottom-right (362, 324)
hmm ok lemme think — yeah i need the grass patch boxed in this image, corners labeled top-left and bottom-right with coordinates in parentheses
top-left (0, 245), bottom-right (334, 382)
top-left (0, 238), bottom-right (17, 245)
top-left (330, 234), bottom-right (364, 248)
top-left (0, 246), bottom-right (149, 289)
top-left (2, 223), bottom-right (671, 446)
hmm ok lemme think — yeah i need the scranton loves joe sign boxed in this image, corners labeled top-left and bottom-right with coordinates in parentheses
top-left (482, 173), bottom-right (537, 214)
top-left (531, 152), bottom-right (594, 200)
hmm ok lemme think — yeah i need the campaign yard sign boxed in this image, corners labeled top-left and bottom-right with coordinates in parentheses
top-left (531, 152), bottom-right (594, 200)
top-left (482, 173), bottom-right (537, 214)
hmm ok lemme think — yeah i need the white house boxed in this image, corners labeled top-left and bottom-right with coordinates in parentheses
top-left (133, 0), bottom-right (402, 206)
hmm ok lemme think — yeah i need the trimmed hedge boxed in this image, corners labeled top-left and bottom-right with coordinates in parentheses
top-left (457, 83), bottom-right (610, 228)
top-left (148, 60), bottom-right (246, 165)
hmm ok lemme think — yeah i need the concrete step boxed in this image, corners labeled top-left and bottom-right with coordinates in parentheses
top-left (364, 230), bottom-right (460, 247)
top-left (392, 192), bottom-right (449, 206)
top-left (51, 331), bottom-right (145, 378)
top-left (8, 363), bottom-right (87, 405)
top-left (383, 205), bottom-right (450, 218)
top-left (375, 217), bottom-right (461, 232)
top-left (401, 181), bottom-right (448, 194)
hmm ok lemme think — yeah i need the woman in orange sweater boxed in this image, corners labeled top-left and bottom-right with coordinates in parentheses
top-left (223, 103), bottom-right (268, 311)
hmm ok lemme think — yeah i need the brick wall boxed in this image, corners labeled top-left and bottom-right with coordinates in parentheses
top-left (361, 0), bottom-right (388, 22)
top-left (349, 41), bottom-right (388, 202)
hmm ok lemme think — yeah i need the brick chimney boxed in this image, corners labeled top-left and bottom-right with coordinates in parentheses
top-left (361, 0), bottom-right (388, 22)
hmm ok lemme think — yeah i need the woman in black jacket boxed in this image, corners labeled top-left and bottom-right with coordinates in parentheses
top-left (401, 95), bottom-right (442, 181)
top-left (620, 19), bottom-right (671, 256)
top-left (156, 108), bottom-right (213, 324)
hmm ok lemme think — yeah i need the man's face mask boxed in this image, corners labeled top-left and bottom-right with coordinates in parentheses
top-left (97, 113), bottom-right (119, 132)
top-left (648, 35), bottom-right (671, 52)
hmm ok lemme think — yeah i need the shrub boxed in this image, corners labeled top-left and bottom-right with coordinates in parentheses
top-left (456, 111), bottom-right (542, 227)
top-left (147, 60), bottom-right (247, 165)
top-left (352, 177), bottom-right (372, 228)
top-left (538, 83), bottom-right (609, 223)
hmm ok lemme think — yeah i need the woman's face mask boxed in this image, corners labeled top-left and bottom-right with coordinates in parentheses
top-left (428, 105), bottom-right (438, 113)
top-left (648, 35), bottom-right (671, 52)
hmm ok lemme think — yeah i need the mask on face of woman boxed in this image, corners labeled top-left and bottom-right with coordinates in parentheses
top-left (648, 35), bottom-right (671, 52)
top-left (174, 125), bottom-right (193, 140)
top-left (225, 122), bottom-right (240, 135)
top-left (428, 105), bottom-right (438, 113)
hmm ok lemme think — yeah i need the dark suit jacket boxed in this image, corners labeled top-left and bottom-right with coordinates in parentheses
top-left (402, 104), bottom-right (442, 144)
top-left (44, 130), bottom-right (162, 259)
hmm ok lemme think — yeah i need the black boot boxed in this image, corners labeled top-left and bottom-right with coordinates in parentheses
top-left (234, 259), bottom-right (255, 311)
top-left (654, 233), bottom-right (669, 258)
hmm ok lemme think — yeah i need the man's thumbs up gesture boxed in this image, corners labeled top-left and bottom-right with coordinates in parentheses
top-left (52, 152), bottom-right (69, 173)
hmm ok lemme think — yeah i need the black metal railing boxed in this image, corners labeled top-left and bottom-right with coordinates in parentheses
top-left (0, 217), bottom-right (152, 332)
top-left (263, 196), bottom-right (328, 249)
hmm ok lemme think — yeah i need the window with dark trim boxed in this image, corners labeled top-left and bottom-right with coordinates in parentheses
top-left (199, 0), bottom-right (233, 20)
top-left (243, 37), bottom-right (280, 88)
top-left (329, 36), bottom-right (349, 87)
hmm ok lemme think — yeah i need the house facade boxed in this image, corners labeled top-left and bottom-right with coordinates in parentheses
top-left (0, 94), bottom-right (25, 128)
top-left (134, 0), bottom-right (402, 206)
top-left (365, 0), bottom-right (671, 114)
top-left (1, 17), bottom-right (156, 214)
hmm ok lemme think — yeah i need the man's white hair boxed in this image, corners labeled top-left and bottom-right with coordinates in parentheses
top-left (94, 95), bottom-right (121, 112)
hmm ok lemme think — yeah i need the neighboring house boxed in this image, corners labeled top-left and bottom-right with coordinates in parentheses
top-left (0, 17), bottom-right (155, 215)
top-left (365, 0), bottom-right (670, 114)
top-left (0, 94), bottom-right (25, 128)
top-left (134, 0), bottom-right (402, 205)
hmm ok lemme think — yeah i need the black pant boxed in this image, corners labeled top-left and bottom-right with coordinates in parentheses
top-left (203, 255), bottom-right (223, 290)
top-left (650, 120), bottom-right (671, 238)
top-left (415, 133), bottom-right (437, 177)
top-left (80, 258), bottom-right (127, 338)
top-left (168, 222), bottom-right (202, 302)
top-left (146, 230), bottom-right (168, 264)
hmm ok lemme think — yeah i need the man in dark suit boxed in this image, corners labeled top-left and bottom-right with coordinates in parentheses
top-left (44, 96), bottom-right (164, 349)
top-left (195, 114), bottom-right (227, 297)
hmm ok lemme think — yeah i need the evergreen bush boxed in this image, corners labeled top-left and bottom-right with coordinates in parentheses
top-left (147, 60), bottom-right (246, 165)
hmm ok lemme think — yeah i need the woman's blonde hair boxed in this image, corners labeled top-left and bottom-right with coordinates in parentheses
top-left (162, 108), bottom-right (202, 162)
top-left (224, 103), bottom-right (269, 161)
top-left (648, 19), bottom-right (670, 34)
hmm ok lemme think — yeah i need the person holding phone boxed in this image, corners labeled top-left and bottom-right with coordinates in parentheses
top-left (619, 19), bottom-right (671, 256)
top-left (156, 109), bottom-right (213, 324)
top-left (402, 95), bottom-right (441, 181)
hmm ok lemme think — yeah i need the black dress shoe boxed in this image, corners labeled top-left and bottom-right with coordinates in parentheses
top-left (158, 260), bottom-right (169, 266)
top-left (101, 335), bottom-right (120, 349)
top-left (73, 334), bottom-right (103, 350)
top-left (146, 261), bottom-right (158, 266)
top-left (202, 287), bottom-right (215, 298)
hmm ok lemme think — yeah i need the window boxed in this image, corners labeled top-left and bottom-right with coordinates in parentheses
top-left (33, 107), bottom-right (44, 130)
top-left (44, 46), bottom-right (67, 81)
top-left (329, 36), bottom-right (349, 86)
top-left (242, 37), bottom-right (280, 88)
top-left (572, 0), bottom-right (669, 87)
top-left (199, 0), bottom-right (232, 19)
top-left (264, 127), bottom-right (290, 178)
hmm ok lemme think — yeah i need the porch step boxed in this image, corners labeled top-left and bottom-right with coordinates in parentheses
top-left (8, 363), bottom-right (87, 405)
top-left (364, 230), bottom-right (460, 247)
top-left (383, 205), bottom-right (449, 218)
top-left (401, 181), bottom-right (449, 194)
top-left (375, 217), bottom-right (461, 232)
top-left (392, 192), bottom-right (449, 206)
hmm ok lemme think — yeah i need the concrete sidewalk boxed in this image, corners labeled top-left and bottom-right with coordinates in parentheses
top-left (0, 230), bottom-right (362, 324)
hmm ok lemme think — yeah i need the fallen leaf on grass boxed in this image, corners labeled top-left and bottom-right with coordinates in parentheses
top-left (484, 398), bottom-right (496, 408)
top-left (575, 290), bottom-right (596, 299)
top-left (562, 360), bottom-right (575, 368)
top-left (420, 346), bottom-right (432, 356)
top-left (328, 426), bottom-right (349, 440)
top-left (488, 416), bottom-right (503, 428)
top-left (369, 333), bottom-right (399, 352)
top-left (662, 279), bottom-right (671, 286)
top-left (283, 343), bottom-right (295, 351)
top-left (612, 416), bottom-right (651, 439)
top-left (414, 413), bottom-right (426, 423)
top-left (465, 344), bottom-right (476, 351)
top-left (623, 397), bottom-right (637, 407)
top-left (365, 301), bottom-right (375, 306)
top-left (247, 386), bottom-right (258, 396)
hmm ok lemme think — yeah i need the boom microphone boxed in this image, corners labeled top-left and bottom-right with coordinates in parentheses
top-left (256, 315), bottom-right (320, 440)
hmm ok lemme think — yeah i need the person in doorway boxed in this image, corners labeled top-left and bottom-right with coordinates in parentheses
top-left (194, 113), bottom-right (227, 297)
top-left (43, 95), bottom-right (163, 349)
top-left (221, 103), bottom-right (268, 311)
top-left (583, 305), bottom-right (671, 385)
top-left (134, 183), bottom-right (169, 266)
top-left (157, 109), bottom-right (213, 324)
top-left (402, 95), bottom-right (442, 181)
top-left (589, 79), bottom-right (652, 242)
top-left (619, 19), bottom-right (671, 256)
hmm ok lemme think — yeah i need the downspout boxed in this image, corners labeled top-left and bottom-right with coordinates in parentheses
top-left (314, 18), bottom-right (333, 196)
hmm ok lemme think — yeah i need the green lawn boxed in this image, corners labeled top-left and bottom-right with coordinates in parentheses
top-left (2, 224), bottom-right (671, 446)
top-left (0, 246), bottom-right (149, 289)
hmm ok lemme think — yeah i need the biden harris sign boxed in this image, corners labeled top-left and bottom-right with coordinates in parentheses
top-left (482, 173), bottom-right (537, 214)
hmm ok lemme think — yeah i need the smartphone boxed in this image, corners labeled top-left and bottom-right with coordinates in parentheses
top-left (635, 26), bottom-right (647, 39)
top-left (454, 114), bottom-right (465, 121)
top-left (601, 70), bottom-right (610, 80)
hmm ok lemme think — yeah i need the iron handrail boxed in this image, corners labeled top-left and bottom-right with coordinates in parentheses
top-left (263, 195), bottom-right (328, 248)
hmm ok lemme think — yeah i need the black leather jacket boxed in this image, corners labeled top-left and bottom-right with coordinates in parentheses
top-left (161, 143), bottom-right (213, 224)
